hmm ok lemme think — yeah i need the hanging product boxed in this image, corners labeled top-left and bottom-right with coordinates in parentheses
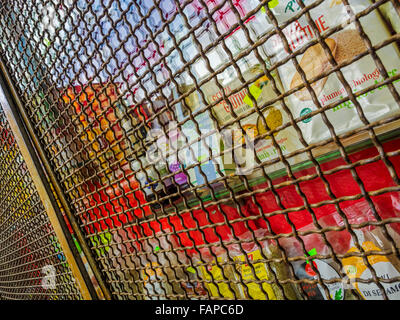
top-left (243, 135), bottom-right (400, 236)
top-left (79, 172), bottom-right (152, 234)
top-left (146, 115), bottom-right (190, 193)
top-left (229, 229), bottom-right (299, 300)
top-left (111, 230), bottom-right (145, 300)
top-left (131, 156), bottom-right (164, 203)
top-left (175, 81), bottom-right (236, 187)
top-left (278, 196), bottom-right (400, 300)
top-left (265, 0), bottom-right (400, 145)
top-left (194, 245), bottom-right (244, 299)
top-left (278, 221), bottom-right (358, 300)
top-left (321, 200), bottom-right (400, 300)
top-left (201, 63), bottom-right (305, 176)
top-left (177, 250), bottom-right (209, 300)
top-left (61, 83), bottom-right (131, 180)
top-left (165, 202), bottom-right (251, 254)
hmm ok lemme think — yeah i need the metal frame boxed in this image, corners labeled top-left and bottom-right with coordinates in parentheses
top-left (0, 62), bottom-right (105, 300)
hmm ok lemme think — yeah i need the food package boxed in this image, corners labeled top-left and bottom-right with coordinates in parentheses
top-left (144, 142), bottom-right (184, 205)
top-left (321, 200), bottom-right (400, 300)
top-left (174, 83), bottom-right (236, 186)
top-left (138, 253), bottom-right (167, 299)
top-left (379, 1), bottom-right (400, 33)
top-left (79, 172), bottom-right (152, 233)
top-left (88, 231), bottom-right (113, 259)
top-left (265, 0), bottom-right (400, 145)
top-left (138, 217), bottom-right (209, 299)
top-left (166, 141), bottom-right (190, 189)
top-left (168, 0), bottom-right (308, 180)
top-left (131, 156), bottom-right (164, 200)
top-left (229, 229), bottom-right (299, 300)
top-left (166, 202), bottom-right (251, 254)
top-left (174, 249), bottom-right (209, 300)
top-left (200, 64), bottom-right (306, 176)
top-left (243, 135), bottom-right (400, 237)
top-left (278, 198), bottom-right (400, 300)
top-left (278, 224), bottom-right (357, 300)
top-left (146, 121), bottom-right (190, 190)
top-left (111, 227), bottom-right (145, 299)
top-left (194, 245), bottom-right (244, 299)
top-left (87, 230), bottom-right (139, 299)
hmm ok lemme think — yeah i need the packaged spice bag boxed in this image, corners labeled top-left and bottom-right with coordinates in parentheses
top-left (279, 196), bottom-right (400, 300)
top-left (265, 0), bottom-right (400, 145)
top-left (145, 117), bottom-right (190, 192)
top-left (174, 249), bottom-right (209, 300)
top-left (131, 156), bottom-right (164, 202)
top-left (278, 220), bottom-right (358, 300)
top-left (139, 256), bottom-right (168, 299)
top-left (62, 84), bottom-right (131, 178)
top-left (174, 82), bottom-right (236, 187)
top-left (322, 200), bottom-right (400, 300)
top-left (229, 230), bottom-right (299, 300)
top-left (264, 237), bottom-right (303, 300)
top-left (194, 245), bottom-right (244, 299)
top-left (378, 1), bottom-right (400, 33)
top-left (200, 64), bottom-right (306, 175)
top-left (111, 227), bottom-right (145, 299)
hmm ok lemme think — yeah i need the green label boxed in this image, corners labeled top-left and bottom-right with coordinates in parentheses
top-left (187, 267), bottom-right (196, 274)
top-left (300, 108), bottom-right (312, 123)
top-left (261, 0), bottom-right (280, 13)
top-left (243, 84), bottom-right (263, 107)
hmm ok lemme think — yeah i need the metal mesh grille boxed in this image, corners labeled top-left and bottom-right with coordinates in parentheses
top-left (0, 0), bottom-right (400, 300)
top-left (0, 107), bottom-right (82, 300)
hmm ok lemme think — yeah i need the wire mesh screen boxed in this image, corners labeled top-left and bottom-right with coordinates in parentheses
top-left (0, 106), bottom-right (82, 300)
top-left (0, 0), bottom-right (400, 300)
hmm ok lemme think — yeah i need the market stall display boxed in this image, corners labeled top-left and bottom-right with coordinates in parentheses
top-left (0, 0), bottom-right (399, 300)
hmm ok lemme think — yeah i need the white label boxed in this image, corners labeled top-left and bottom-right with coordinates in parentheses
top-left (315, 260), bottom-right (344, 300)
top-left (353, 229), bottom-right (365, 246)
top-left (357, 262), bottom-right (400, 300)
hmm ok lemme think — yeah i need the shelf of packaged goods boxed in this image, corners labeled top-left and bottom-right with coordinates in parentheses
top-left (149, 119), bottom-right (400, 217)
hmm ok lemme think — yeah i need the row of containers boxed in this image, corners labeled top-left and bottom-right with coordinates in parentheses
top-left (3, 0), bottom-right (400, 299)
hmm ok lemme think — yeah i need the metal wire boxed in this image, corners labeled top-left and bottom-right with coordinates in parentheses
top-left (0, 106), bottom-right (82, 300)
top-left (0, 0), bottom-right (399, 300)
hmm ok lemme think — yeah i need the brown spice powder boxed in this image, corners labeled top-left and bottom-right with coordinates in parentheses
top-left (332, 29), bottom-right (368, 64)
